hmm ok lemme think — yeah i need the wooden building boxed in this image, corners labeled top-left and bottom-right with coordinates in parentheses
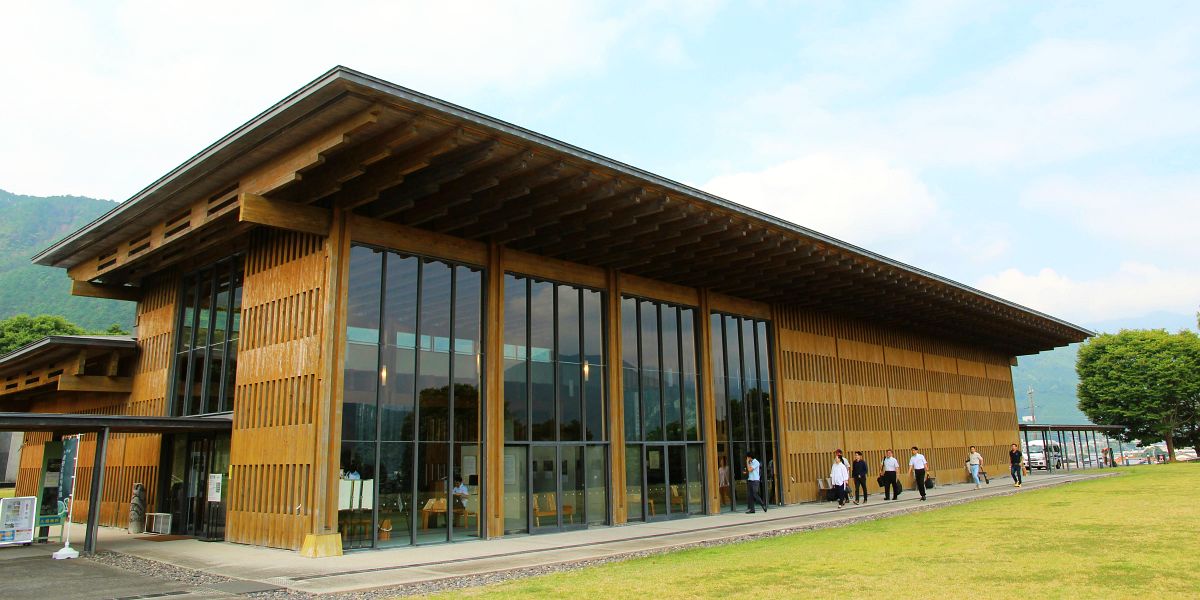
top-left (13, 67), bottom-right (1089, 556)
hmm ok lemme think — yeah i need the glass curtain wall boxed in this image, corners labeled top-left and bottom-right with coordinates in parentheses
top-left (171, 256), bottom-right (244, 416)
top-left (711, 313), bottom-right (777, 511)
top-left (622, 297), bottom-right (704, 521)
top-left (502, 275), bottom-right (607, 534)
top-left (339, 245), bottom-right (484, 549)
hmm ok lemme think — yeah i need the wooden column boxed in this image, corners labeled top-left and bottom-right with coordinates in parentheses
top-left (484, 243), bottom-right (505, 538)
top-left (698, 288), bottom-right (720, 514)
top-left (302, 207), bottom-right (350, 558)
top-left (768, 307), bottom-right (791, 504)
top-left (606, 269), bottom-right (627, 524)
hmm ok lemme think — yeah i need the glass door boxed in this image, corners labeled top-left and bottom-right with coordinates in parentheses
top-left (162, 433), bottom-right (228, 538)
top-left (529, 445), bottom-right (588, 532)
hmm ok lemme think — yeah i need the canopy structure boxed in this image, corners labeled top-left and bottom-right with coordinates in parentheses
top-left (33, 66), bottom-right (1090, 356)
top-left (0, 412), bottom-right (230, 553)
top-left (1018, 423), bottom-right (1127, 474)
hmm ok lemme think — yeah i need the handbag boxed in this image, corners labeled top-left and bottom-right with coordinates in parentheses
top-left (876, 474), bottom-right (885, 487)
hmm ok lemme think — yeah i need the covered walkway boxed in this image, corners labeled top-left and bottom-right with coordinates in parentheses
top-left (0, 413), bottom-right (230, 553)
top-left (1018, 423), bottom-right (1126, 472)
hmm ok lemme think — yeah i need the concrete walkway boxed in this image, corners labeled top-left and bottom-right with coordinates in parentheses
top-left (9, 469), bottom-right (1116, 596)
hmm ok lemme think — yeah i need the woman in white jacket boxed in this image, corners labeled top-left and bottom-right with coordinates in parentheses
top-left (830, 449), bottom-right (850, 508)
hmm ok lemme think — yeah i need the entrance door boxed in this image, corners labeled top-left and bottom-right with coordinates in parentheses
top-left (529, 445), bottom-right (587, 532)
top-left (636, 444), bottom-right (701, 520)
top-left (163, 433), bottom-right (229, 538)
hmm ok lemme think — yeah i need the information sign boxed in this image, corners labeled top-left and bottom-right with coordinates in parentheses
top-left (207, 473), bottom-right (223, 502)
top-left (0, 496), bottom-right (37, 545)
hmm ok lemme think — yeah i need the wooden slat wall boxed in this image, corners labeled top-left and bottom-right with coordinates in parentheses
top-left (227, 229), bottom-right (325, 550)
top-left (12, 273), bottom-right (176, 527)
top-left (774, 306), bottom-right (1019, 503)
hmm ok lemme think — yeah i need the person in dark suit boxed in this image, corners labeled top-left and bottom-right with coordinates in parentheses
top-left (851, 451), bottom-right (869, 505)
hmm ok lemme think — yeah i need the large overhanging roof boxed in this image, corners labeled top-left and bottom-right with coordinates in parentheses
top-left (33, 66), bottom-right (1091, 356)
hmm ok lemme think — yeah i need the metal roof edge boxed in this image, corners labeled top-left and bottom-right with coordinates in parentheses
top-left (0, 335), bottom-right (138, 366)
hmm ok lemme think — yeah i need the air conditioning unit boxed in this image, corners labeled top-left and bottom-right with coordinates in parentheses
top-left (145, 512), bottom-right (172, 534)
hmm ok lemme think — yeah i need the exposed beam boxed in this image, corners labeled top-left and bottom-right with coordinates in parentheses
top-left (238, 106), bottom-right (383, 196)
top-left (239, 193), bottom-right (333, 236)
top-left (368, 139), bottom-right (502, 220)
top-left (70, 280), bottom-right (141, 302)
top-left (331, 127), bottom-right (469, 210)
top-left (57, 374), bottom-right (133, 394)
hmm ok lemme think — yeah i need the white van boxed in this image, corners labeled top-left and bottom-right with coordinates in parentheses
top-left (1025, 440), bottom-right (1064, 470)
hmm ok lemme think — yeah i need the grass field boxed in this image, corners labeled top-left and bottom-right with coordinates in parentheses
top-left (0, 487), bottom-right (14, 499)
top-left (434, 464), bottom-right (1200, 599)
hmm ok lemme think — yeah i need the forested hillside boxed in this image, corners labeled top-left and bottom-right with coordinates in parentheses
top-left (0, 189), bottom-right (134, 331)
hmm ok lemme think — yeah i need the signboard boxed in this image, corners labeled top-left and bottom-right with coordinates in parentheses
top-left (59, 437), bottom-right (79, 502)
top-left (207, 473), bottom-right (223, 502)
top-left (0, 496), bottom-right (37, 545)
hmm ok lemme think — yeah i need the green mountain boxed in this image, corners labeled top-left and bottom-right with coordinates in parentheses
top-left (1012, 344), bottom-right (1089, 425)
top-left (0, 189), bottom-right (134, 331)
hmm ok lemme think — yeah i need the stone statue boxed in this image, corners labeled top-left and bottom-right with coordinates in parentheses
top-left (129, 482), bottom-right (146, 534)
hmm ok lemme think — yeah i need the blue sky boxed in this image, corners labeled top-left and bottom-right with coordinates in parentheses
top-left (2, 1), bottom-right (1197, 333)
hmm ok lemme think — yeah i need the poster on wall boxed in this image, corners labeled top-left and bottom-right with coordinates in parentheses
top-left (206, 474), bottom-right (223, 502)
top-left (0, 496), bottom-right (37, 545)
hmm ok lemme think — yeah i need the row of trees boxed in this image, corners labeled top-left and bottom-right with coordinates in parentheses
top-left (0, 313), bottom-right (127, 355)
top-left (1077, 320), bottom-right (1200, 462)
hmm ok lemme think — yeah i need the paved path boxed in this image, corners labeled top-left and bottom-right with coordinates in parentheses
top-left (0, 542), bottom-right (241, 600)
top-left (2, 469), bottom-right (1117, 597)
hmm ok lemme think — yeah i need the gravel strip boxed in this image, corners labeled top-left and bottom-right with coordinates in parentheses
top-left (87, 549), bottom-right (235, 587)
top-left (92, 474), bottom-right (1114, 599)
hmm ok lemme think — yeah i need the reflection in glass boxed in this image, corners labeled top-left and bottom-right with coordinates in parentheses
top-left (377, 442), bottom-right (413, 547)
top-left (415, 442), bottom-right (450, 544)
top-left (338, 441), bottom-right (376, 550)
top-left (645, 446), bottom-right (667, 520)
top-left (504, 273), bottom-right (608, 533)
top-left (625, 444), bottom-right (643, 521)
top-left (586, 445), bottom-right (607, 525)
top-left (338, 246), bottom-right (485, 548)
top-left (503, 445), bottom-right (528, 534)
top-left (531, 446), bottom-right (558, 530)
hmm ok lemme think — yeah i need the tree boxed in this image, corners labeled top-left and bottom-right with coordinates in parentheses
top-left (1076, 329), bottom-right (1200, 461)
top-left (0, 313), bottom-right (129, 355)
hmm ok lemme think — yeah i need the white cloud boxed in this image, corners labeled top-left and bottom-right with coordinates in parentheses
top-left (0, 0), bottom-right (712, 201)
top-left (717, 14), bottom-right (1200, 172)
top-left (700, 152), bottom-right (939, 248)
top-left (1022, 172), bottom-right (1200, 258)
top-left (977, 262), bottom-right (1200, 325)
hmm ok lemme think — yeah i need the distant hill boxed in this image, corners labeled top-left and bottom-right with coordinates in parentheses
top-left (0, 189), bottom-right (133, 331)
top-left (1011, 344), bottom-right (1089, 425)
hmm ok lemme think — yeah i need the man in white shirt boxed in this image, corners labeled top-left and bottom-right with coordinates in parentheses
top-left (881, 449), bottom-right (901, 500)
top-left (744, 452), bottom-right (768, 514)
top-left (967, 446), bottom-right (984, 489)
top-left (908, 446), bottom-right (928, 501)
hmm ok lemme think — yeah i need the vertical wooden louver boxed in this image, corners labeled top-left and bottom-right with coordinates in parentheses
top-left (226, 229), bottom-right (326, 550)
top-left (772, 306), bottom-right (1020, 504)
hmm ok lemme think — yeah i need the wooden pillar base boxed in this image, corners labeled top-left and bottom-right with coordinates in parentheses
top-left (299, 533), bottom-right (344, 558)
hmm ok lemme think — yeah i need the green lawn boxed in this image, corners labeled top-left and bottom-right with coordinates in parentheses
top-left (0, 487), bottom-right (14, 499)
top-left (434, 464), bottom-right (1200, 599)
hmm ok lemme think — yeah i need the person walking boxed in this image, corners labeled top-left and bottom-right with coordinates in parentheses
top-left (967, 445), bottom-right (984, 489)
top-left (881, 449), bottom-right (901, 500)
top-left (1009, 443), bottom-right (1023, 488)
top-left (908, 446), bottom-right (928, 501)
top-left (851, 451), bottom-right (869, 504)
top-left (744, 451), bottom-right (768, 514)
top-left (830, 449), bottom-right (850, 508)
